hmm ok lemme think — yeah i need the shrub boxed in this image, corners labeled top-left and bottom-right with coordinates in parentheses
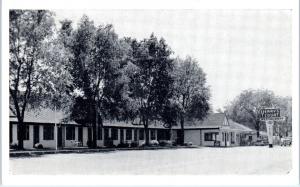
top-left (105, 139), bottom-right (116, 148)
top-left (172, 141), bottom-right (177, 146)
top-left (183, 142), bottom-right (193, 146)
top-left (86, 140), bottom-right (93, 148)
top-left (130, 141), bottom-right (139, 147)
top-left (150, 140), bottom-right (159, 146)
top-left (10, 143), bottom-right (18, 149)
top-left (159, 140), bottom-right (173, 147)
top-left (34, 143), bottom-right (43, 149)
top-left (117, 142), bottom-right (130, 148)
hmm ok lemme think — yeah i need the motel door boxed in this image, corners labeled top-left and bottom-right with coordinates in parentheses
top-left (88, 128), bottom-right (92, 141)
top-left (120, 129), bottom-right (124, 143)
top-left (57, 126), bottom-right (63, 148)
top-left (33, 126), bottom-right (39, 146)
top-left (224, 133), bottom-right (227, 147)
top-left (78, 127), bottom-right (83, 143)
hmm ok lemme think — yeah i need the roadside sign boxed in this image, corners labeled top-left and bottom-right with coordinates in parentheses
top-left (260, 116), bottom-right (285, 121)
top-left (259, 108), bottom-right (280, 118)
top-left (259, 108), bottom-right (284, 121)
top-left (259, 108), bottom-right (282, 148)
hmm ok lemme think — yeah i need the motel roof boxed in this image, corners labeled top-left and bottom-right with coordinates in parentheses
top-left (10, 109), bottom-right (251, 132)
top-left (9, 108), bottom-right (75, 124)
top-left (228, 119), bottom-right (255, 133)
top-left (183, 113), bottom-right (228, 129)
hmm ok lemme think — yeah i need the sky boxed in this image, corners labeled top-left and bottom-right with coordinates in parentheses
top-left (53, 10), bottom-right (292, 111)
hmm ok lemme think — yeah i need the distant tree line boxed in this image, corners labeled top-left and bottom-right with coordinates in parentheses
top-left (9, 10), bottom-right (211, 149)
top-left (224, 89), bottom-right (292, 137)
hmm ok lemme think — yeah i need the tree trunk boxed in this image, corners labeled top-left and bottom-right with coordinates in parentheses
top-left (179, 117), bottom-right (185, 145)
top-left (255, 120), bottom-right (260, 138)
top-left (144, 119), bottom-right (150, 146)
top-left (17, 120), bottom-right (24, 150)
top-left (169, 127), bottom-right (172, 141)
top-left (92, 124), bottom-right (97, 148)
top-left (92, 103), bottom-right (98, 148)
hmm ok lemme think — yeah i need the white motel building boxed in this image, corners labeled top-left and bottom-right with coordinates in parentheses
top-left (9, 108), bottom-right (257, 149)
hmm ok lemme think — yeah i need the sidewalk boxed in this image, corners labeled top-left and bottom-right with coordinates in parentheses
top-left (10, 146), bottom-right (199, 157)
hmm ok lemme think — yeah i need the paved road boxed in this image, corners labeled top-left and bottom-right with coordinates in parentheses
top-left (10, 146), bottom-right (292, 175)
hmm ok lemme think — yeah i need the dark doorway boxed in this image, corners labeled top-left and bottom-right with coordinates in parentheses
top-left (58, 126), bottom-right (62, 148)
top-left (134, 129), bottom-right (138, 141)
top-left (10, 124), bottom-right (12, 143)
top-left (177, 130), bottom-right (183, 144)
top-left (225, 133), bottom-right (227, 147)
top-left (104, 128), bottom-right (109, 140)
top-left (33, 126), bottom-right (39, 146)
top-left (157, 130), bottom-right (170, 141)
top-left (120, 129), bottom-right (124, 143)
top-left (88, 127), bottom-right (92, 141)
top-left (78, 127), bottom-right (83, 142)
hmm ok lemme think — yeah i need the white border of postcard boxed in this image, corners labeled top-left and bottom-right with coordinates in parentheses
top-left (1, 0), bottom-right (299, 185)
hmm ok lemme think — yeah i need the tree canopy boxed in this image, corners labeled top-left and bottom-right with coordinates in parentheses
top-left (9, 10), bottom-right (59, 149)
top-left (224, 89), bottom-right (292, 137)
top-left (170, 56), bottom-right (211, 145)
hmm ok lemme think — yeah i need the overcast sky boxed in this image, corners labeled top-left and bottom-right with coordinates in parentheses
top-left (54, 10), bottom-right (292, 111)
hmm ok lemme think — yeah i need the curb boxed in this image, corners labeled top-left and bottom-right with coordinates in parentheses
top-left (10, 146), bottom-right (199, 157)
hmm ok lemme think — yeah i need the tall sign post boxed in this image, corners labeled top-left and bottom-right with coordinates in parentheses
top-left (265, 120), bottom-right (274, 147)
top-left (259, 108), bottom-right (285, 148)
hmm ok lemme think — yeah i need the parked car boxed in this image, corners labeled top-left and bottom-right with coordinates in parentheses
top-left (254, 139), bottom-right (268, 146)
top-left (280, 137), bottom-right (292, 146)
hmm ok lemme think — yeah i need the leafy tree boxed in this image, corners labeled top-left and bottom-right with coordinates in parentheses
top-left (66, 16), bottom-right (130, 147)
top-left (159, 100), bottom-right (180, 141)
top-left (273, 96), bottom-right (292, 137)
top-left (224, 89), bottom-right (289, 137)
top-left (171, 56), bottom-right (210, 145)
top-left (9, 10), bottom-right (56, 149)
top-left (126, 34), bottom-right (174, 145)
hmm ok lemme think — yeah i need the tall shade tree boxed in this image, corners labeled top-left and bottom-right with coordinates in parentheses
top-left (126, 34), bottom-right (174, 145)
top-left (9, 10), bottom-right (56, 149)
top-left (66, 16), bottom-right (130, 148)
top-left (273, 96), bottom-right (292, 136)
top-left (224, 89), bottom-right (289, 137)
top-left (171, 56), bottom-right (210, 145)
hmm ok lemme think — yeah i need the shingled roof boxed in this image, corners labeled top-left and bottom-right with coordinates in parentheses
top-left (9, 109), bottom-right (230, 130)
top-left (228, 119), bottom-right (255, 133)
top-left (183, 113), bottom-right (228, 129)
top-left (9, 108), bottom-right (76, 124)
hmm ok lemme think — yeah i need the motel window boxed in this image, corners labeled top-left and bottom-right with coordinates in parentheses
top-left (150, 130), bottom-right (156, 140)
top-left (126, 129), bottom-right (132, 140)
top-left (111, 128), bottom-right (118, 140)
top-left (249, 136), bottom-right (252, 141)
top-left (97, 127), bottom-right (102, 140)
top-left (24, 126), bottom-right (30, 140)
top-left (139, 129), bottom-right (144, 140)
top-left (204, 133), bottom-right (214, 141)
top-left (66, 126), bottom-right (75, 140)
top-left (43, 126), bottom-right (54, 140)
